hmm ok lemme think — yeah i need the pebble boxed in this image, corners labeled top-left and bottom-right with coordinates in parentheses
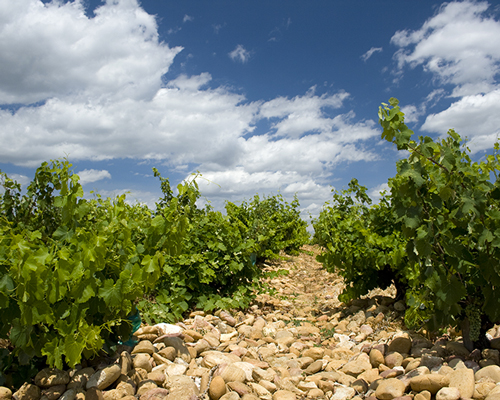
top-left (208, 376), bottom-right (226, 400)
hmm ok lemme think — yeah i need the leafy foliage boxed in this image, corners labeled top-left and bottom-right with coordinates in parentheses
top-left (314, 98), bottom-right (500, 347)
top-left (0, 161), bottom-right (167, 371)
top-left (379, 98), bottom-right (500, 346)
top-left (312, 178), bottom-right (407, 303)
top-left (226, 193), bottom-right (310, 261)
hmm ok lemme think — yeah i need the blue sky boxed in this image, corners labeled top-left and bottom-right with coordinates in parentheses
top-left (1, 0), bottom-right (500, 219)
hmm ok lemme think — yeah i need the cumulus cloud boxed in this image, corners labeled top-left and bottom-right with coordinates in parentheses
top-left (361, 47), bottom-right (383, 62)
top-left (0, 0), bottom-right (182, 105)
top-left (368, 183), bottom-right (390, 203)
top-left (422, 90), bottom-right (500, 152)
top-left (0, 0), bottom-right (384, 215)
top-left (391, 0), bottom-right (500, 151)
top-left (228, 44), bottom-right (251, 63)
top-left (78, 169), bottom-right (111, 185)
top-left (391, 1), bottom-right (500, 97)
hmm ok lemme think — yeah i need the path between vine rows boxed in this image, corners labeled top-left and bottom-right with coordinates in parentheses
top-left (253, 244), bottom-right (404, 339)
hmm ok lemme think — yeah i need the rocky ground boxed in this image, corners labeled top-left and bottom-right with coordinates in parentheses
top-left (2, 245), bottom-right (500, 400)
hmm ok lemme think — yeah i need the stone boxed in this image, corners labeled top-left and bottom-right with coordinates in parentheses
top-left (66, 367), bottom-right (95, 391)
top-left (13, 383), bottom-right (41, 400)
top-left (410, 374), bottom-right (449, 394)
top-left (116, 383), bottom-right (134, 397)
top-left (148, 370), bottom-right (167, 385)
top-left (139, 388), bottom-right (170, 400)
top-left (375, 378), bottom-right (406, 400)
top-left (474, 381), bottom-right (496, 399)
top-left (35, 368), bottom-right (70, 387)
top-left (120, 351), bottom-right (133, 375)
top-left (241, 395), bottom-right (259, 400)
top-left (227, 382), bottom-right (252, 396)
top-left (204, 332), bottom-right (221, 348)
top-left (252, 367), bottom-right (276, 382)
top-left (86, 365), bottom-right (121, 390)
top-left (388, 336), bottom-right (412, 355)
top-left (385, 352), bottom-right (403, 368)
top-left (219, 393), bottom-right (240, 400)
top-left (209, 376), bottom-right (227, 400)
top-left (330, 386), bottom-right (356, 400)
top-left (306, 389), bottom-right (324, 398)
top-left (358, 368), bottom-right (380, 384)
top-left (59, 389), bottom-right (77, 400)
top-left (414, 391), bottom-right (431, 400)
top-left (133, 353), bottom-right (153, 372)
top-left (248, 383), bottom-right (272, 399)
top-left (304, 360), bottom-right (323, 375)
top-left (272, 390), bottom-right (296, 400)
top-left (232, 362), bottom-right (256, 382)
top-left (41, 385), bottom-right (66, 400)
top-left (132, 340), bottom-right (156, 355)
top-left (379, 368), bottom-right (403, 379)
top-left (486, 386), bottom-right (500, 400)
top-left (341, 353), bottom-right (372, 377)
top-left (476, 365), bottom-right (500, 383)
top-left (420, 355), bottom-right (443, 370)
top-left (165, 376), bottom-right (199, 400)
top-left (219, 364), bottom-right (247, 383)
top-left (158, 337), bottom-right (191, 363)
top-left (137, 382), bottom-right (159, 397)
top-left (165, 363), bottom-right (188, 376)
top-left (483, 349), bottom-right (500, 365)
top-left (448, 367), bottom-right (475, 398)
top-left (0, 387), bottom-right (12, 400)
top-left (302, 348), bottom-right (324, 361)
top-left (351, 379), bottom-right (369, 394)
top-left (259, 380), bottom-right (277, 393)
top-left (369, 348), bottom-right (385, 368)
top-left (202, 352), bottom-right (239, 368)
top-left (158, 347), bottom-right (176, 361)
top-left (435, 387), bottom-right (461, 400)
top-left (86, 388), bottom-right (104, 400)
top-left (297, 357), bottom-right (314, 369)
top-left (220, 311), bottom-right (237, 327)
top-left (297, 381), bottom-right (317, 392)
top-left (446, 342), bottom-right (470, 359)
top-left (102, 387), bottom-right (129, 400)
top-left (491, 338), bottom-right (500, 350)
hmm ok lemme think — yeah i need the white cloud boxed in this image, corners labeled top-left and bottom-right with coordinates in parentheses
top-left (0, 172), bottom-right (31, 188)
top-left (0, 0), bottom-right (182, 105)
top-left (422, 90), bottom-right (500, 152)
top-left (361, 47), bottom-right (383, 62)
top-left (78, 169), bottom-right (111, 185)
top-left (401, 105), bottom-right (424, 123)
top-left (183, 14), bottom-right (193, 23)
top-left (391, 1), bottom-right (500, 97)
top-left (368, 183), bottom-right (390, 203)
top-left (258, 88), bottom-right (351, 138)
top-left (391, 1), bottom-right (500, 153)
top-left (0, 0), bottom-right (385, 216)
top-left (229, 44), bottom-right (251, 63)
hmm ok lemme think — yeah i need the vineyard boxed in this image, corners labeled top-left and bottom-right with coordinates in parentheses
top-left (1, 99), bottom-right (500, 392)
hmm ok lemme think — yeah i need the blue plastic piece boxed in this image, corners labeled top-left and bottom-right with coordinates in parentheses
top-left (121, 307), bottom-right (141, 346)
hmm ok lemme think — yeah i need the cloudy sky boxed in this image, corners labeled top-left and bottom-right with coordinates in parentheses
top-left (1, 0), bottom-right (500, 218)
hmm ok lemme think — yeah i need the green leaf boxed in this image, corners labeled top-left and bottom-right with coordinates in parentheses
top-left (98, 279), bottom-right (122, 308)
top-left (10, 319), bottom-right (33, 347)
top-left (53, 226), bottom-right (74, 241)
